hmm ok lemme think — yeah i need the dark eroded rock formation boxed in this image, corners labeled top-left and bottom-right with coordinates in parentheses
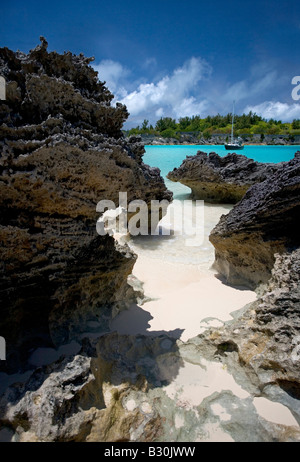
top-left (0, 333), bottom-right (182, 442)
top-left (209, 153), bottom-right (300, 288)
top-left (167, 151), bottom-right (280, 203)
top-left (187, 151), bottom-right (300, 436)
top-left (193, 248), bottom-right (300, 404)
top-left (0, 38), bottom-right (171, 372)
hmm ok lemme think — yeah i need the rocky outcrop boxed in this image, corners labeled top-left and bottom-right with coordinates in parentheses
top-left (186, 248), bottom-right (300, 411)
top-left (2, 325), bottom-right (300, 442)
top-left (167, 151), bottom-right (280, 203)
top-left (209, 152), bottom-right (300, 288)
top-left (0, 333), bottom-right (182, 442)
top-left (235, 249), bottom-right (300, 384)
top-left (0, 38), bottom-right (172, 372)
top-left (205, 153), bottom-right (300, 395)
top-left (0, 36), bottom-right (125, 138)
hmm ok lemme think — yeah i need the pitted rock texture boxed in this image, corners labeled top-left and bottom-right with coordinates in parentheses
top-left (2, 328), bottom-right (300, 442)
top-left (191, 249), bottom-right (300, 404)
top-left (209, 152), bottom-right (300, 288)
top-left (0, 36), bottom-right (125, 137)
top-left (0, 333), bottom-right (182, 442)
top-left (167, 151), bottom-right (280, 203)
top-left (0, 38), bottom-right (172, 372)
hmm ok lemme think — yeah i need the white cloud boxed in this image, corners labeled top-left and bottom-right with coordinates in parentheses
top-left (92, 57), bottom-right (296, 127)
top-left (222, 70), bottom-right (278, 103)
top-left (243, 101), bottom-right (300, 121)
top-left (172, 97), bottom-right (210, 119)
top-left (93, 59), bottom-right (130, 95)
top-left (155, 107), bottom-right (164, 117)
top-left (119, 57), bottom-right (211, 120)
top-left (142, 57), bottom-right (157, 69)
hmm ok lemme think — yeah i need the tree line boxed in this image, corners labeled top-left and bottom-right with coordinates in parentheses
top-left (124, 113), bottom-right (300, 139)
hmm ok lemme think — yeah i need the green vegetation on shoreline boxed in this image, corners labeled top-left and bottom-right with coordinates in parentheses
top-left (124, 113), bottom-right (300, 141)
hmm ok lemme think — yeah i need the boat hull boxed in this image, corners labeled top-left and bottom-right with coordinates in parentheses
top-left (224, 144), bottom-right (244, 150)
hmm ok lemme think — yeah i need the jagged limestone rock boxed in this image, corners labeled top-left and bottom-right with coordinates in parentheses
top-left (0, 333), bottom-right (182, 442)
top-left (1, 328), bottom-right (300, 442)
top-left (209, 152), bottom-right (300, 288)
top-left (167, 151), bottom-right (280, 203)
top-left (0, 39), bottom-right (172, 372)
top-left (184, 249), bottom-right (300, 417)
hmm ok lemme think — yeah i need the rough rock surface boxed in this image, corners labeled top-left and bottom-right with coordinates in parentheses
top-left (0, 333), bottom-right (182, 442)
top-left (1, 38), bottom-right (300, 444)
top-left (185, 248), bottom-right (300, 418)
top-left (1, 326), bottom-right (300, 442)
top-left (167, 151), bottom-right (280, 203)
top-left (209, 152), bottom-right (300, 288)
top-left (0, 38), bottom-right (171, 372)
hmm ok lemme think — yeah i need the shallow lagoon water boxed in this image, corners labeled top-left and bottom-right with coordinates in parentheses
top-left (131, 144), bottom-right (299, 267)
top-left (144, 144), bottom-right (299, 176)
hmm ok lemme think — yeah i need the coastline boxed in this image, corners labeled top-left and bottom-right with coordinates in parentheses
top-left (142, 141), bottom-right (300, 146)
top-left (1, 37), bottom-right (299, 442)
top-left (129, 133), bottom-right (300, 147)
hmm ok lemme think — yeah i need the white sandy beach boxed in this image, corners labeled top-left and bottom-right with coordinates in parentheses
top-left (111, 199), bottom-right (257, 342)
top-left (110, 199), bottom-right (300, 437)
top-left (110, 250), bottom-right (300, 438)
top-left (111, 255), bottom-right (257, 341)
top-left (2, 197), bottom-right (296, 440)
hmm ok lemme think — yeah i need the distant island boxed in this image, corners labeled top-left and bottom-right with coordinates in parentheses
top-left (124, 114), bottom-right (300, 145)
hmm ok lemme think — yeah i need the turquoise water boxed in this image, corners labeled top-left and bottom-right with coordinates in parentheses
top-left (144, 144), bottom-right (299, 177)
top-left (143, 144), bottom-right (299, 200)
top-left (128, 144), bottom-right (300, 265)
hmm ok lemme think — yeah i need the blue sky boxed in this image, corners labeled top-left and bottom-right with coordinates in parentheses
top-left (1, 0), bottom-right (300, 127)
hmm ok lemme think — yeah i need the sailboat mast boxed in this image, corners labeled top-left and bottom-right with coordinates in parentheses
top-left (231, 100), bottom-right (235, 144)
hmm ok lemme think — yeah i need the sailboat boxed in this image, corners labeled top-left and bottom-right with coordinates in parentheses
top-left (224, 101), bottom-right (244, 150)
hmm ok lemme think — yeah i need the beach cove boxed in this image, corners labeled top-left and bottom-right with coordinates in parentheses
top-left (1, 38), bottom-right (300, 443)
top-left (109, 144), bottom-right (300, 441)
top-left (112, 143), bottom-right (298, 340)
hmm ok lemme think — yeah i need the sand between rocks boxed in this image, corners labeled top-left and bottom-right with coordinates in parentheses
top-left (111, 254), bottom-right (257, 342)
